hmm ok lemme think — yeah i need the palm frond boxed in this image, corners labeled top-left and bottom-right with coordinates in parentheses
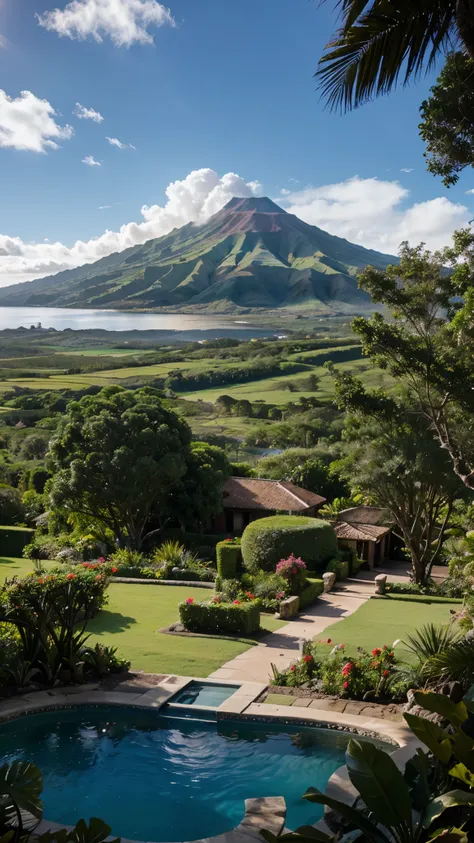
top-left (316, 1), bottom-right (457, 111)
top-left (403, 622), bottom-right (460, 661)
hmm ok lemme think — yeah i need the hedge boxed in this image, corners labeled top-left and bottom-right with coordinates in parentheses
top-left (179, 600), bottom-right (260, 636)
top-left (241, 516), bottom-right (337, 573)
top-left (0, 526), bottom-right (35, 557)
top-left (298, 577), bottom-right (324, 609)
top-left (216, 540), bottom-right (241, 580)
top-left (326, 557), bottom-right (349, 581)
top-left (352, 557), bottom-right (365, 575)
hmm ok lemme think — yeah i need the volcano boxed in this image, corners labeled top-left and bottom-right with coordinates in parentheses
top-left (0, 197), bottom-right (396, 312)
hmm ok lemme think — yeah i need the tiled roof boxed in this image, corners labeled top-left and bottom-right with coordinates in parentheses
top-left (338, 506), bottom-right (394, 527)
top-left (222, 477), bottom-right (326, 512)
top-left (334, 521), bottom-right (391, 541)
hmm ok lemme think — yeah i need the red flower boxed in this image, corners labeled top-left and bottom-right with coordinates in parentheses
top-left (95, 574), bottom-right (102, 582)
top-left (342, 662), bottom-right (353, 676)
top-left (111, 567), bottom-right (118, 574)
top-left (66, 573), bottom-right (76, 580)
top-left (327, 638), bottom-right (332, 644)
top-left (383, 644), bottom-right (388, 650)
top-left (186, 597), bottom-right (194, 605)
top-left (340, 644), bottom-right (345, 649)
top-left (82, 562), bottom-right (88, 567)
top-left (245, 591), bottom-right (255, 600)
top-left (37, 577), bottom-right (44, 585)
top-left (383, 669), bottom-right (389, 677)
top-left (372, 648), bottom-right (382, 657)
top-left (290, 665), bottom-right (296, 672)
top-left (233, 600), bottom-right (241, 605)
top-left (343, 681), bottom-right (349, 689)
top-left (292, 568), bottom-right (297, 575)
top-left (303, 654), bottom-right (313, 663)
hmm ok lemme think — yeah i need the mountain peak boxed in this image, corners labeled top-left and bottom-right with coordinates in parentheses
top-left (224, 196), bottom-right (285, 214)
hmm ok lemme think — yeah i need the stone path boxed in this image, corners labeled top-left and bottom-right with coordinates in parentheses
top-left (209, 587), bottom-right (368, 683)
top-left (209, 561), bottom-right (425, 683)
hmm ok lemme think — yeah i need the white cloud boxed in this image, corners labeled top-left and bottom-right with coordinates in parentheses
top-left (280, 188), bottom-right (290, 196)
top-left (280, 176), bottom-right (469, 254)
top-left (74, 102), bottom-right (104, 122)
top-left (82, 154), bottom-right (101, 166)
top-left (465, 188), bottom-right (474, 195)
top-left (98, 204), bottom-right (111, 209)
top-left (400, 167), bottom-right (414, 173)
top-left (37, 0), bottom-right (175, 47)
top-left (106, 136), bottom-right (135, 150)
top-left (0, 168), bottom-right (261, 284)
top-left (0, 172), bottom-right (469, 287)
top-left (0, 89), bottom-right (73, 152)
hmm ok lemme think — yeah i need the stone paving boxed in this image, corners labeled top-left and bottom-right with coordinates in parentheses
top-left (209, 587), bottom-right (368, 683)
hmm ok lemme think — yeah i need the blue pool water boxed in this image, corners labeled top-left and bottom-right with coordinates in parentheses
top-left (170, 681), bottom-right (241, 707)
top-left (0, 706), bottom-right (370, 841)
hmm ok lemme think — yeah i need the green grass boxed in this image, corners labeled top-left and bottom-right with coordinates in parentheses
top-left (0, 558), bottom-right (284, 677)
top-left (314, 597), bottom-right (456, 663)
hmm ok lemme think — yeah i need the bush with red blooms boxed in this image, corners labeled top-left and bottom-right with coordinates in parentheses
top-left (272, 641), bottom-right (400, 700)
top-left (275, 554), bottom-right (307, 594)
top-left (0, 565), bottom-right (113, 687)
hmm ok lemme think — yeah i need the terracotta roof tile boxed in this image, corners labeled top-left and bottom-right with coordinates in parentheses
top-left (334, 521), bottom-right (391, 541)
top-left (222, 477), bottom-right (326, 512)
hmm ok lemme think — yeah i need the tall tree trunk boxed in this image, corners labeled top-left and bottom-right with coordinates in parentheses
top-left (457, 0), bottom-right (474, 59)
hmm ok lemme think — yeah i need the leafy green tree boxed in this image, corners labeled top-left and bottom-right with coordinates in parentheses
top-left (317, 1), bottom-right (474, 111)
top-left (168, 442), bottom-right (230, 531)
top-left (0, 485), bottom-right (24, 525)
top-left (49, 386), bottom-right (191, 550)
top-left (352, 238), bottom-right (474, 491)
top-left (334, 378), bottom-right (465, 584)
top-left (419, 51), bottom-right (474, 186)
top-left (257, 447), bottom-right (348, 500)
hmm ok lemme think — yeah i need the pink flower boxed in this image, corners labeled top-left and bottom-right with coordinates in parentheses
top-left (99, 557), bottom-right (104, 562)
top-left (343, 681), bottom-right (349, 689)
top-left (233, 600), bottom-right (241, 605)
top-left (186, 597), bottom-right (194, 605)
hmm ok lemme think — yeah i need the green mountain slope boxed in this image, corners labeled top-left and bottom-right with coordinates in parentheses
top-left (0, 197), bottom-right (396, 312)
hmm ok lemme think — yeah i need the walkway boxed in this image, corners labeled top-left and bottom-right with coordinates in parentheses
top-left (209, 586), bottom-right (367, 683)
top-left (209, 561), bottom-right (423, 683)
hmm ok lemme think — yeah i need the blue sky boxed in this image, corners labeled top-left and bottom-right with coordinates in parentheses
top-left (1, 0), bottom-right (473, 286)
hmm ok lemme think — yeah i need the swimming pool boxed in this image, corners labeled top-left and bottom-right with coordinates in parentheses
top-left (0, 706), bottom-right (377, 842)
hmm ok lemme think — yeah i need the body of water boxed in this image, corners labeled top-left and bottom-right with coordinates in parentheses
top-left (0, 307), bottom-right (274, 339)
top-left (0, 706), bottom-right (359, 841)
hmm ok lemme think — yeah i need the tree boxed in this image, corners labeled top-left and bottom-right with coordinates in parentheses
top-left (420, 51), bottom-right (474, 186)
top-left (49, 386), bottom-right (191, 550)
top-left (317, 1), bottom-right (474, 112)
top-left (334, 377), bottom-right (465, 584)
top-left (0, 485), bottom-right (24, 525)
top-left (257, 447), bottom-right (348, 500)
top-left (352, 238), bottom-right (474, 491)
top-left (168, 442), bottom-right (230, 531)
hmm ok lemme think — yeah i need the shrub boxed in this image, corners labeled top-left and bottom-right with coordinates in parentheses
top-left (110, 548), bottom-right (147, 569)
top-left (1, 526), bottom-right (34, 557)
top-left (326, 557), bottom-right (349, 581)
top-left (179, 599), bottom-right (260, 636)
top-left (241, 516), bottom-right (337, 573)
top-left (299, 577), bottom-right (324, 609)
top-left (151, 540), bottom-right (184, 569)
top-left (319, 645), bottom-right (397, 699)
top-left (275, 554), bottom-right (307, 594)
top-left (216, 539), bottom-right (241, 580)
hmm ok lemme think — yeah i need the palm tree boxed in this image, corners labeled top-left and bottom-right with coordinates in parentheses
top-left (317, 1), bottom-right (474, 111)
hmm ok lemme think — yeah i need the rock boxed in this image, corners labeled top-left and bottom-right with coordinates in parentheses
top-left (375, 574), bottom-right (387, 594)
top-left (279, 595), bottom-right (299, 620)
top-left (323, 571), bottom-right (337, 593)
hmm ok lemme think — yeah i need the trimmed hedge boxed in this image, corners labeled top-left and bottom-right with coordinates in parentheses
top-left (216, 540), bottom-right (241, 580)
top-left (299, 577), bottom-right (324, 609)
top-left (241, 516), bottom-right (337, 573)
top-left (0, 525), bottom-right (35, 557)
top-left (326, 557), bottom-right (349, 581)
top-left (179, 600), bottom-right (260, 636)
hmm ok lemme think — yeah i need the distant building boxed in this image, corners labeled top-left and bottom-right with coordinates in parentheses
top-left (334, 506), bottom-right (395, 569)
top-left (216, 477), bottom-right (326, 534)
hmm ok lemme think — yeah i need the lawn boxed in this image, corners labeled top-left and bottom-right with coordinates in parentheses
top-left (314, 597), bottom-right (457, 663)
top-left (0, 558), bottom-right (284, 677)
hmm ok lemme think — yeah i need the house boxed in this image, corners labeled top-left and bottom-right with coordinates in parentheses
top-left (334, 506), bottom-right (395, 569)
top-left (215, 477), bottom-right (326, 534)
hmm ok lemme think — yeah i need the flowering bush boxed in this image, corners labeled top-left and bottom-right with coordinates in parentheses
top-left (272, 642), bottom-right (400, 700)
top-left (275, 555), bottom-right (307, 594)
top-left (0, 566), bottom-right (113, 688)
